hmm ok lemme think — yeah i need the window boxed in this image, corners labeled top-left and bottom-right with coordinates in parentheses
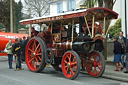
top-left (83, 0), bottom-right (85, 4)
top-left (68, 0), bottom-right (76, 11)
top-left (57, 1), bottom-right (63, 14)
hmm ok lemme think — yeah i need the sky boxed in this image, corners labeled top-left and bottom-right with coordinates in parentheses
top-left (15, 0), bottom-right (24, 3)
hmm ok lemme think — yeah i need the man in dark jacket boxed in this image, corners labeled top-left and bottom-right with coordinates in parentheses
top-left (118, 31), bottom-right (126, 66)
top-left (124, 38), bottom-right (128, 73)
top-left (113, 37), bottom-right (123, 71)
top-left (12, 38), bottom-right (24, 71)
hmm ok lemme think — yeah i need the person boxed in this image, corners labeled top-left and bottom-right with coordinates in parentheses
top-left (5, 39), bottom-right (13, 69)
top-left (124, 36), bottom-right (128, 73)
top-left (118, 31), bottom-right (126, 66)
top-left (12, 38), bottom-right (24, 71)
top-left (21, 36), bottom-right (26, 61)
top-left (94, 40), bottom-right (104, 53)
top-left (82, 25), bottom-right (88, 36)
top-left (31, 27), bottom-right (39, 37)
top-left (113, 37), bottom-right (123, 71)
top-left (23, 36), bottom-right (30, 60)
top-left (24, 36), bottom-right (30, 49)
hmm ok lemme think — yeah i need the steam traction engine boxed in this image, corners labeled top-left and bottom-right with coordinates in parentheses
top-left (20, 7), bottom-right (118, 79)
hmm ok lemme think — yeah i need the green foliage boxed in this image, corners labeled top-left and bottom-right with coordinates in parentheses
top-left (108, 18), bottom-right (121, 38)
top-left (0, 0), bottom-right (24, 32)
top-left (15, 1), bottom-right (24, 32)
top-left (84, 0), bottom-right (98, 8)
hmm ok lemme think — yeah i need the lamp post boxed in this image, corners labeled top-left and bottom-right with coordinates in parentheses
top-left (125, 0), bottom-right (127, 39)
top-left (10, 0), bottom-right (13, 33)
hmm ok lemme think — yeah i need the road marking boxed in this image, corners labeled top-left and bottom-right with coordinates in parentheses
top-left (39, 74), bottom-right (46, 76)
top-left (57, 77), bottom-right (84, 85)
top-left (72, 81), bottom-right (84, 85)
top-left (0, 74), bottom-right (30, 85)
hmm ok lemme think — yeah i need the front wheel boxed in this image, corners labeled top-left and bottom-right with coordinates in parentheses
top-left (86, 51), bottom-right (105, 77)
top-left (62, 51), bottom-right (80, 80)
top-left (26, 37), bottom-right (46, 72)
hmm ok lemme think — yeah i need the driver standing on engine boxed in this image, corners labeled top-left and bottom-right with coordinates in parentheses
top-left (31, 27), bottom-right (39, 37)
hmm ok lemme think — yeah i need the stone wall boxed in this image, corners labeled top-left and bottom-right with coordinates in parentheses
top-left (106, 40), bottom-right (114, 57)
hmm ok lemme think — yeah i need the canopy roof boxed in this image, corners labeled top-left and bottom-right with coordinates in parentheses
top-left (20, 7), bottom-right (118, 25)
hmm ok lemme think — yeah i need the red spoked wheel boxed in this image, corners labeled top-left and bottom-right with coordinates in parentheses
top-left (62, 51), bottom-right (80, 80)
top-left (26, 37), bottom-right (46, 72)
top-left (86, 51), bottom-right (105, 77)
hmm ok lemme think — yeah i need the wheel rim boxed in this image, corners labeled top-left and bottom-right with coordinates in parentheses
top-left (86, 52), bottom-right (103, 77)
top-left (62, 52), bottom-right (78, 78)
top-left (26, 39), bottom-right (43, 71)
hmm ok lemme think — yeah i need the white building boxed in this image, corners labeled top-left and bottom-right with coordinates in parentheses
top-left (49, 0), bottom-right (85, 16)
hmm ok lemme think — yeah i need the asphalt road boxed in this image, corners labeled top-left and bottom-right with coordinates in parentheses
top-left (0, 61), bottom-right (128, 85)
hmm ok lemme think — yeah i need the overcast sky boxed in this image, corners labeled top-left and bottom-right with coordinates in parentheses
top-left (15, 0), bottom-right (24, 3)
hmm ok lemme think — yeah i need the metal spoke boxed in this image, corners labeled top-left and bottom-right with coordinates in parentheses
top-left (70, 68), bottom-right (74, 75)
top-left (95, 67), bottom-right (98, 74)
top-left (64, 60), bottom-right (68, 64)
top-left (66, 67), bottom-right (70, 74)
top-left (98, 65), bottom-right (101, 70)
top-left (35, 57), bottom-right (39, 64)
top-left (29, 57), bottom-right (34, 63)
top-left (37, 56), bottom-right (42, 61)
top-left (36, 53), bottom-right (42, 56)
top-left (37, 48), bottom-right (41, 52)
top-left (74, 66), bottom-right (77, 70)
top-left (93, 67), bottom-right (96, 74)
top-left (71, 62), bottom-right (77, 66)
top-left (93, 55), bottom-right (97, 62)
top-left (97, 63), bottom-right (102, 65)
top-left (32, 43), bottom-right (35, 51)
top-left (35, 44), bottom-right (40, 51)
top-left (28, 48), bottom-right (34, 53)
top-left (97, 58), bottom-right (101, 63)
top-left (34, 40), bottom-right (36, 50)
top-left (35, 60), bottom-right (37, 69)
top-left (70, 70), bottom-right (71, 76)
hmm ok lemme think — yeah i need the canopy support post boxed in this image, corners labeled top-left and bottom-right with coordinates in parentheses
top-left (103, 16), bottom-right (107, 60)
top-left (29, 24), bottom-right (32, 37)
top-left (84, 16), bottom-right (92, 38)
top-left (72, 20), bottom-right (74, 42)
top-left (105, 20), bottom-right (112, 38)
top-left (51, 23), bottom-right (53, 34)
top-left (39, 23), bottom-right (42, 32)
top-left (103, 17), bottom-right (106, 37)
top-left (92, 15), bottom-right (95, 38)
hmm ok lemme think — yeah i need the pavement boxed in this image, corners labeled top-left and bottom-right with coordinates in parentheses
top-left (0, 56), bottom-right (128, 82)
top-left (103, 56), bottom-right (128, 82)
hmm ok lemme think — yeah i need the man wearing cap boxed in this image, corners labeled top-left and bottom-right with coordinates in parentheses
top-left (118, 31), bottom-right (126, 67)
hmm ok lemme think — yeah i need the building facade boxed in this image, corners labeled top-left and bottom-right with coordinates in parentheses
top-left (49, 0), bottom-right (85, 15)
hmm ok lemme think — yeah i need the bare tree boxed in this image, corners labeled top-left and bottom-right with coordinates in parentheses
top-left (24, 0), bottom-right (50, 17)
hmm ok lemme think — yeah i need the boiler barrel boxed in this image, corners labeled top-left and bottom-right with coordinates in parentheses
top-left (0, 32), bottom-right (28, 51)
top-left (53, 41), bottom-right (91, 53)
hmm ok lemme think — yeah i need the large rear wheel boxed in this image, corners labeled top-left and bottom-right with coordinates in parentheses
top-left (86, 51), bottom-right (105, 77)
top-left (62, 51), bottom-right (80, 80)
top-left (26, 37), bottom-right (46, 72)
